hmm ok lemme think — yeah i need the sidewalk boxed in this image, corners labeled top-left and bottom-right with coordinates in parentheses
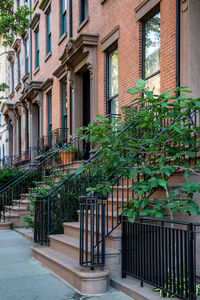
top-left (0, 230), bottom-right (131, 300)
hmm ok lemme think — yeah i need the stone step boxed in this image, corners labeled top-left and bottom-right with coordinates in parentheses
top-left (0, 221), bottom-right (12, 230)
top-left (20, 193), bottom-right (30, 200)
top-left (13, 199), bottom-right (31, 208)
top-left (111, 276), bottom-right (179, 300)
top-left (5, 205), bottom-right (28, 216)
top-left (63, 221), bottom-right (121, 249)
top-left (14, 228), bottom-right (34, 242)
top-left (77, 210), bottom-right (121, 232)
top-left (50, 234), bottom-right (121, 277)
top-left (32, 246), bottom-right (109, 295)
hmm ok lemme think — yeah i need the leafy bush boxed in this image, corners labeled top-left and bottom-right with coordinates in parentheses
top-left (0, 168), bottom-right (20, 189)
top-left (78, 79), bottom-right (200, 222)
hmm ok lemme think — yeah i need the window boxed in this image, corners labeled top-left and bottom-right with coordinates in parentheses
top-left (18, 116), bottom-right (21, 155)
top-left (80, 0), bottom-right (88, 24)
top-left (60, 0), bottom-right (67, 36)
top-left (25, 38), bottom-right (29, 74)
top-left (17, 51), bottom-right (21, 84)
top-left (25, 108), bottom-right (29, 152)
top-left (47, 91), bottom-right (52, 144)
top-left (61, 79), bottom-right (67, 138)
top-left (46, 10), bottom-right (51, 55)
top-left (17, 0), bottom-right (20, 7)
top-left (106, 48), bottom-right (118, 116)
top-left (142, 11), bottom-right (160, 95)
top-left (11, 62), bottom-right (14, 92)
top-left (0, 114), bottom-right (2, 126)
top-left (35, 30), bottom-right (39, 69)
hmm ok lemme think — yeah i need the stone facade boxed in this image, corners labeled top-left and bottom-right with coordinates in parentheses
top-left (2, 0), bottom-right (199, 163)
top-left (0, 36), bottom-right (10, 161)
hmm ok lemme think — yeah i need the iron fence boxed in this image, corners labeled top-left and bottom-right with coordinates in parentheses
top-left (122, 216), bottom-right (198, 300)
top-left (79, 196), bottom-right (106, 269)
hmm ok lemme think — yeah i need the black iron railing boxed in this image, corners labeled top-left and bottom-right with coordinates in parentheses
top-left (37, 128), bottom-right (68, 152)
top-left (0, 137), bottom-right (84, 223)
top-left (122, 217), bottom-right (198, 300)
top-left (79, 196), bottom-right (106, 269)
top-left (0, 148), bottom-right (39, 170)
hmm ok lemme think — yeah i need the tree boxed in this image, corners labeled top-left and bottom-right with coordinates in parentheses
top-left (0, 1), bottom-right (32, 98)
top-left (79, 79), bottom-right (200, 222)
top-left (0, 0), bottom-right (32, 46)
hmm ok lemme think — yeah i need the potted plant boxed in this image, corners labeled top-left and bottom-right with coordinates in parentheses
top-left (60, 146), bottom-right (79, 165)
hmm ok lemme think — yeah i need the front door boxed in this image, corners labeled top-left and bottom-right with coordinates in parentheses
top-left (83, 70), bottom-right (90, 159)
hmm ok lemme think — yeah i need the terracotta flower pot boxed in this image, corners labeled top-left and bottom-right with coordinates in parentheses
top-left (60, 151), bottom-right (76, 164)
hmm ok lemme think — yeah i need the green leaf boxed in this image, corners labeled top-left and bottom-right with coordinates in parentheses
top-left (136, 78), bottom-right (146, 90)
top-left (158, 179), bottom-right (167, 187)
top-left (167, 202), bottom-right (177, 209)
top-left (127, 88), bottom-right (139, 95)
top-left (155, 212), bottom-right (163, 219)
top-left (140, 209), bottom-right (153, 217)
top-left (96, 114), bottom-right (104, 120)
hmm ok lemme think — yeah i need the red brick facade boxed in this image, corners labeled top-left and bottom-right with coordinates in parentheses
top-left (4, 0), bottom-right (177, 157)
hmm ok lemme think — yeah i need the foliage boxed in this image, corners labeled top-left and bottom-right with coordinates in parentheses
top-left (0, 0), bottom-right (32, 46)
top-left (24, 168), bottom-right (71, 231)
top-left (0, 168), bottom-right (19, 189)
top-left (78, 79), bottom-right (200, 222)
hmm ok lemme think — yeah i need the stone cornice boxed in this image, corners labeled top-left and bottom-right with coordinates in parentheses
top-left (40, 78), bottom-right (53, 92)
top-left (30, 13), bottom-right (40, 30)
top-left (2, 103), bottom-right (13, 116)
top-left (12, 38), bottom-right (21, 51)
top-left (60, 33), bottom-right (99, 68)
top-left (7, 51), bottom-right (15, 62)
top-left (20, 80), bottom-right (43, 101)
top-left (39, 0), bottom-right (51, 12)
top-left (53, 64), bottom-right (67, 80)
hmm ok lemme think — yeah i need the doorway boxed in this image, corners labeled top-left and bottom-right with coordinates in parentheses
top-left (82, 70), bottom-right (90, 159)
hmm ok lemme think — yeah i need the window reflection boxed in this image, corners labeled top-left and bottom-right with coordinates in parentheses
top-left (143, 11), bottom-right (160, 93)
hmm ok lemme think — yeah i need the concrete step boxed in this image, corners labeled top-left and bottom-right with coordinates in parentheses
top-left (13, 199), bottom-right (31, 208)
top-left (50, 234), bottom-right (121, 277)
top-left (77, 210), bottom-right (122, 232)
top-left (63, 221), bottom-right (121, 249)
top-left (111, 276), bottom-right (179, 300)
top-left (7, 206), bottom-right (28, 216)
top-left (32, 246), bottom-right (110, 295)
top-left (0, 221), bottom-right (12, 230)
top-left (14, 228), bottom-right (34, 242)
top-left (20, 193), bottom-right (30, 200)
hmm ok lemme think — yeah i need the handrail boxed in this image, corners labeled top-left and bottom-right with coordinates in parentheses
top-left (0, 144), bottom-right (61, 192)
top-left (39, 107), bottom-right (151, 199)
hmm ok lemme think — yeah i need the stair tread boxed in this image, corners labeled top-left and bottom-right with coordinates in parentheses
top-left (32, 245), bottom-right (109, 278)
top-left (50, 234), bottom-right (120, 254)
top-left (63, 222), bottom-right (121, 237)
top-left (13, 200), bottom-right (30, 204)
top-left (4, 212), bottom-right (20, 217)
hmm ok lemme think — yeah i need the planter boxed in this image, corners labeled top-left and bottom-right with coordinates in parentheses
top-left (60, 150), bottom-right (76, 164)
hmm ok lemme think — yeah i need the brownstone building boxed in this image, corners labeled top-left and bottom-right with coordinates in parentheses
top-left (3, 0), bottom-right (200, 163)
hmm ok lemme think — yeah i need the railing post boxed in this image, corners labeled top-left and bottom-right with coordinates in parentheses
top-left (188, 223), bottom-right (196, 300)
top-left (121, 215), bottom-right (127, 278)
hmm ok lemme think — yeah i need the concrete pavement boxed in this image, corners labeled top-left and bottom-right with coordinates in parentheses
top-left (0, 230), bottom-right (131, 300)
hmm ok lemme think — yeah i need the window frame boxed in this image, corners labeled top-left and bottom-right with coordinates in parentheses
top-left (60, 0), bottom-right (67, 37)
top-left (46, 9), bottom-right (52, 55)
top-left (61, 78), bottom-right (67, 137)
top-left (106, 45), bottom-right (119, 116)
top-left (142, 8), bottom-right (160, 88)
top-left (25, 38), bottom-right (29, 74)
top-left (17, 51), bottom-right (21, 84)
top-left (80, 0), bottom-right (88, 24)
top-left (11, 62), bottom-right (14, 93)
top-left (47, 90), bottom-right (52, 143)
top-left (35, 29), bottom-right (39, 69)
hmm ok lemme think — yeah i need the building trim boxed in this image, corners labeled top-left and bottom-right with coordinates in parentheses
top-left (53, 64), bottom-right (67, 80)
top-left (135, 0), bottom-right (160, 21)
top-left (30, 13), bottom-right (40, 30)
top-left (39, 0), bottom-right (51, 13)
top-left (40, 78), bottom-right (53, 92)
top-left (101, 25), bottom-right (120, 52)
